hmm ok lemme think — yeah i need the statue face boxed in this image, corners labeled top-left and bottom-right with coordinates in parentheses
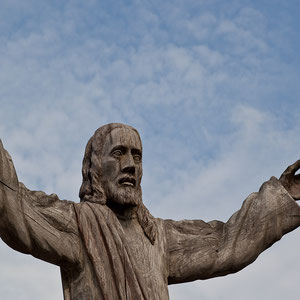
top-left (100, 127), bottom-right (143, 206)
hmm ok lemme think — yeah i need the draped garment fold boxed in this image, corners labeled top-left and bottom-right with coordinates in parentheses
top-left (75, 202), bottom-right (151, 300)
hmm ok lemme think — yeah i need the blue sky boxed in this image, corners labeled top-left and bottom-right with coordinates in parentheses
top-left (0, 0), bottom-right (300, 299)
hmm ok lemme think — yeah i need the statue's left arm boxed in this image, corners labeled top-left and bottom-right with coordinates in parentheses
top-left (166, 162), bottom-right (300, 284)
top-left (0, 139), bottom-right (81, 268)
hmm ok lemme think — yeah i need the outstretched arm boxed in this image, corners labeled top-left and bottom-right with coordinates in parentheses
top-left (166, 164), bottom-right (300, 284)
top-left (0, 139), bottom-right (81, 268)
top-left (0, 140), bottom-right (18, 195)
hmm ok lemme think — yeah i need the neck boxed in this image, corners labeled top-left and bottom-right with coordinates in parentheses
top-left (106, 200), bottom-right (138, 220)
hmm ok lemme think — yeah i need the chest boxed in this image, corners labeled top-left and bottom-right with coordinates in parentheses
top-left (119, 218), bottom-right (169, 286)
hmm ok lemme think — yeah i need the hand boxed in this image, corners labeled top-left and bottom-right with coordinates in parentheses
top-left (279, 160), bottom-right (300, 200)
top-left (0, 139), bottom-right (18, 191)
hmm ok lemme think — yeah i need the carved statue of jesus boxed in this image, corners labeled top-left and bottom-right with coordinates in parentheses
top-left (0, 123), bottom-right (300, 300)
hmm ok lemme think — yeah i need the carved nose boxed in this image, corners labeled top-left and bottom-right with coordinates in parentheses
top-left (121, 154), bottom-right (135, 175)
top-left (122, 165), bottom-right (135, 175)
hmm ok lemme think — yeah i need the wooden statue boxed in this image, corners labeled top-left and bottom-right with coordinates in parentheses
top-left (0, 123), bottom-right (299, 299)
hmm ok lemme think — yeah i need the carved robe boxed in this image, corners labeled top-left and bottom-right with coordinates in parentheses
top-left (0, 141), bottom-right (299, 299)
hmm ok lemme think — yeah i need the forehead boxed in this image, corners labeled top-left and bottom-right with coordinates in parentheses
top-left (103, 127), bottom-right (142, 152)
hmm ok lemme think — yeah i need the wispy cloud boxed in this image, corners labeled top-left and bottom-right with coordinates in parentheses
top-left (0, 1), bottom-right (299, 299)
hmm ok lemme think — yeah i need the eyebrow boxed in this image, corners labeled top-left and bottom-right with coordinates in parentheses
top-left (131, 148), bottom-right (142, 156)
top-left (110, 145), bottom-right (126, 153)
top-left (110, 145), bottom-right (142, 156)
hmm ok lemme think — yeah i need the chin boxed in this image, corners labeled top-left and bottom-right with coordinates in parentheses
top-left (105, 182), bottom-right (142, 207)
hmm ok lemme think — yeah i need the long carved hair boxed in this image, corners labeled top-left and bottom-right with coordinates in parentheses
top-left (79, 123), bottom-right (157, 244)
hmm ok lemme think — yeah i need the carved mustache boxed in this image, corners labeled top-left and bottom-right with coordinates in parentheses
top-left (118, 176), bottom-right (136, 187)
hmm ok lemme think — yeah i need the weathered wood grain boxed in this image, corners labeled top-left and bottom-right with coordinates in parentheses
top-left (0, 124), bottom-right (299, 299)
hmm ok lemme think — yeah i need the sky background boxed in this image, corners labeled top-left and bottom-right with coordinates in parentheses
top-left (0, 0), bottom-right (300, 299)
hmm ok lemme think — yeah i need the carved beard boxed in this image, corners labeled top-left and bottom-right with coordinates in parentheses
top-left (103, 180), bottom-right (142, 207)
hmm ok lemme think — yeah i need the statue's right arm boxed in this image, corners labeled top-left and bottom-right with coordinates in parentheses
top-left (166, 176), bottom-right (300, 284)
top-left (0, 139), bottom-right (81, 268)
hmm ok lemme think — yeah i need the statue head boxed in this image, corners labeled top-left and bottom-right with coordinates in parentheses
top-left (79, 123), bottom-right (143, 206)
top-left (79, 123), bottom-right (156, 244)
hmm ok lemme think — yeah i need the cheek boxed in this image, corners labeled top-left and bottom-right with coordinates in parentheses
top-left (101, 160), bottom-right (120, 179)
top-left (136, 166), bottom-right (143, 180)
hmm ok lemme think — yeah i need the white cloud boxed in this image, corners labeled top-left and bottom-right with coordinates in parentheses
top-left (0, 1), bottom-right (300, 299)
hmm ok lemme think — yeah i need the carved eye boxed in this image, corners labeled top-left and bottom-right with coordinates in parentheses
top-left (112, 149), bottom-right (123, 158)
top-left (133, 154), bottom-right (142, 162)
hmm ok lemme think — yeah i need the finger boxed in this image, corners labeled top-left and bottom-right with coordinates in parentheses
top-left (281, 160), bottom-right (300, 177)
top-left (294, 173), bottom-right (300, 182)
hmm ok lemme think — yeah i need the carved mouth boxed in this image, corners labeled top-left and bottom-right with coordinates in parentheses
top-left (118, 177), bottom-right (136, 187)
